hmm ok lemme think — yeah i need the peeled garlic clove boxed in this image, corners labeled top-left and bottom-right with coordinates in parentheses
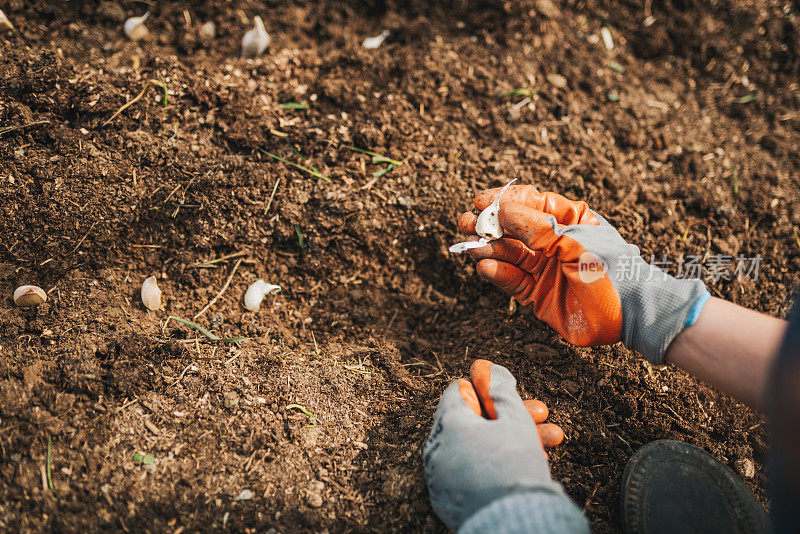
top-left (243, 280), bottom-right (281, 312)
top-left (363, 29), bottom-right (390, 49)
top-left (124, 12), bottom-right (150, 41)
top-left (241, 15), bottom-right (270, 57)
top-left (0, 9), bottom-right (14, 34)
top-left (199, 21), bottom-right (216, 42)
top-left (13, 285), bottom-right (47, 307)
top-left (449, 239), bottom-right (489, 254)
top-left (141, 276), bottom-right (162, 311)
top-left (474, 178), bottom-right (517, 240)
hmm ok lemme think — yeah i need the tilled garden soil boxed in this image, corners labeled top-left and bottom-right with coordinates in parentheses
top-left (2, 0), bottom-right (800, 532)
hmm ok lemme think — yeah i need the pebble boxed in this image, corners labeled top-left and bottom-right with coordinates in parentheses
top-left (199, 21), bottom-right (216, 42)
top-left (546, 73), bottom-right (568, 89)
top-left (735, 458), bottom-right (755, 479)
top-left (306, 480), bottom-right (325, 508)
top-left (235, 489), bottom-right (254, 501)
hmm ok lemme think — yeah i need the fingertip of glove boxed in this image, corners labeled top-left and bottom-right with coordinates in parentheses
top-left (458, 378), bottom-right (482, 416)
top-left (458, 211), bottom-right (477, 234)
top-left (475, 258), bottom-right (498, 281)
top-left (498, 202), bottom-right (555, 237)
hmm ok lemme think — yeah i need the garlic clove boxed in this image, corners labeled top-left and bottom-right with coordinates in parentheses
top-left (243, 280), bottom-right (281, 312)
top-left (362, 29), bottom-right (390, 49)
top-left (124, 12), bottom-right (150, 41)
top-left (141, 276), bottom-right (162, 311)
top-left (474, 178), bottom-right (517, 240)
top-left (0, 9), bottom-right (14, 34)
top-left (449, 239), bottom-right (490, 254)
top-left (13, 285), bottom-right (47, 307)
top-left (241, 15), bottom-right (270, 57)
top-left (199, 21), bottom-right (216, 42)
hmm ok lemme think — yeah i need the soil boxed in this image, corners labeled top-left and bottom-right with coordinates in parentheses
top-left (1, 0), bottom-right (799, 532)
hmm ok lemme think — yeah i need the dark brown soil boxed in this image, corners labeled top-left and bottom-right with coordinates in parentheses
top-left (1, 0), bottom-right (799, 532)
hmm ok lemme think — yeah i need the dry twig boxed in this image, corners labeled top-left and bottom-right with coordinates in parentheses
top-left (194, 259), bottom-right (242, 319)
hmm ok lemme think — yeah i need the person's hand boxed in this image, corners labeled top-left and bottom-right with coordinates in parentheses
top-left (457, 185), bottom-right (709, 364)
top-left (423, 360), bottom-right (566, 531)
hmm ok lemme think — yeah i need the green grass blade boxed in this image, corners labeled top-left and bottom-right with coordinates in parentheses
top-left (168, 316), bottom-right (249, 343)
top-left (499, 88), bottom-right (532, 98)
top-left (372, 163), bottom-right (394, 179)
top-left (46, 436), bottom-right (54, 490)
top-left (348, 146), bottom-right (404, 166)
top-left (280, 102), bottom-right (308, 110)
top-left (258, 149), bottom-right (331, 182)
top-left (736, 92), bottom-right (757, 104)
top-left (608, 61), bottom-right (625, 73)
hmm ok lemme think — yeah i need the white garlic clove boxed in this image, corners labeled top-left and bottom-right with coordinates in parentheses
top-left (449, 239), bottom-right (490, 254)
top-left (241, 15), bottom-right (270, 57)
top-left (141, 276), bottom-right (162, 311)
top-left (124, 12), bottom-right (150, 41)
top-left (243, 280), bottom-right (281, 312)
top-left (362, 29), bottom-right (390, 49)
top-left (0, 9), bottom-right (14, 34)
top-left (474, 178), bottom-right (517, 240)
top-left (13, 285), bottom-right (47, 307)
top-left (199, 21), bottom-right (216, 42)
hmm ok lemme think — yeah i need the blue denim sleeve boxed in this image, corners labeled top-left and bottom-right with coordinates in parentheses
top-left (458, 489), bottom-right (591, 534)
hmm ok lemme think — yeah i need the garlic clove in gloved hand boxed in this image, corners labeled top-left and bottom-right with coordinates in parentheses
top-left (241, 15), bottom-right (270, 57)
top-left (124, 12), bottom-right (150, 41)
top-left (449, 178), bottom-right (517, 254)
top-left (141, 276), bottom-right (162, 311)
top-left (243, 280), bottom-right (281, 312)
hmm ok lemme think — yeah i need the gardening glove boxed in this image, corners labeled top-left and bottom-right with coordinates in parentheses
top-left (458, 185), bottom-right (710, 364)
top-left (423, 360), bottom-right (568, 531)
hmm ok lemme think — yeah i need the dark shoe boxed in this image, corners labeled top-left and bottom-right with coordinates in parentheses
top-left (621, 439), bottom-right (770, 534)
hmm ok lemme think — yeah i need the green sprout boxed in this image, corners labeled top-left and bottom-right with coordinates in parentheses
top-left (133, 452), bottom-right (156, 465)
top-left (286, 404), bottom-right (317, 427)
top-left (167, 316), bottom-right (249, 343)
top-left (499, 88), bottom-right (536, 98)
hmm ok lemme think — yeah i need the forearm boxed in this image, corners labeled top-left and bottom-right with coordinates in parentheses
top-left (665, 297), bottom-right (787, 410)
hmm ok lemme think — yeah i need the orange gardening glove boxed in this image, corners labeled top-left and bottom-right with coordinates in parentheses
top-left (458, 185), bottom-right (709, 363)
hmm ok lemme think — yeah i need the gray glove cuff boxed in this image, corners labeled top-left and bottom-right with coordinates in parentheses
top-left (458, 490), bottom-right (590, 534)
top-left (618, 257), bottom-right (708, 364)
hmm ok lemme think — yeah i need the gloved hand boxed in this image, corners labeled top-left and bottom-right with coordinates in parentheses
top-left (457, 185), bottom-right (710, 364)
top-left (423, 360), bottom-right (566, 531)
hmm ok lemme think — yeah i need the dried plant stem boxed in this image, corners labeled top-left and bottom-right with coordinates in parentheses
top-left (193, 258), bottom-right (242, 319)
